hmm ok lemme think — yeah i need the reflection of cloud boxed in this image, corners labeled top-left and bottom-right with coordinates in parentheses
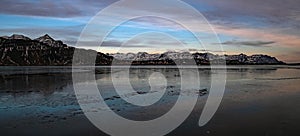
top-left (221, 40), bottom-right (275, 47)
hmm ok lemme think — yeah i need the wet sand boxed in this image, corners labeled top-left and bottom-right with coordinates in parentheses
top-left (3, 90), bottom-right (300, 136)
top-left (1, 66), bottom-right (300, 136)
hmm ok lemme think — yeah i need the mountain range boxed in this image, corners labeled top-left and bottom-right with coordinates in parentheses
top-left (0, 34), bottom-right (112, 66)
top-left (0, 34), bottom-right (285, 66)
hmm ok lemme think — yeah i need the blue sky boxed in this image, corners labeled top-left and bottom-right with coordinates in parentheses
top-left (0, 0), bottom-right (300, 62)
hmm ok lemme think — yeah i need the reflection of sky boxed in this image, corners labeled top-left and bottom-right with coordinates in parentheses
top-left (0, 0), bottom-right (300, 62)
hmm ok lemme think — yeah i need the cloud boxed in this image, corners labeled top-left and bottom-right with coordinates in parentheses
top-left (100, 40), bottom-right (151, 48)
top-left (0, 25), bottom-right (85, 45)
top-left (1, 0), bottom-right (299, 62)
top-left (0, 0), bottom-right (79, 17)
top-left (221, 40), bottom-right (275, 47)
top-left (214, 26), bottom-right (300, 47)
top-left (188, 49), bottom-right (207, 52)
top-left (187, 48), bottom-right (226, 53)
top-left (0, 0), bottom-right (117, 18)
top-left (184, 0), bottom-right (300, 47)
top-left (276, 51), bottom-right (300, 63)
top-left (191, 0), bottom-right (300, 26)
top-left (101, 40), bottom-right (122, 47)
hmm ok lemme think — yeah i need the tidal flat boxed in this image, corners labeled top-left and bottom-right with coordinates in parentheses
top-left (1, 65), bottom-right (300, 136)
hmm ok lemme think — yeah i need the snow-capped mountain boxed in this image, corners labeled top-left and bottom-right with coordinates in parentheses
top-left (0, 34), bottom-right (112, 66)
top-left (111, 51), bottom-right (194, 61)
top-left (111, 52), bottom-right (161, 61)
top-left (110, 52), bottom-right (284, 64)
top-left (159, 51), bottom-right (193, 60)
top-left (111, 51), bottom-right (204, 61)
top-left (0, 34), bottom-right (285, 65)
top-left (1, 34), bottom-right (31, 41)
top-left (34, 34), bottom-right (66, 47)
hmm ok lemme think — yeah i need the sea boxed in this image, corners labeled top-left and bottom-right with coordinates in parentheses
top-left (1, 65), bottom-right (300, 136)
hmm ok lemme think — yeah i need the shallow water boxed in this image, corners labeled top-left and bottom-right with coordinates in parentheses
top-left (0, 65), bottom-right (300, 136)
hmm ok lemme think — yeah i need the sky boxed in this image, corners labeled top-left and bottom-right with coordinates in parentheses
top-left (0, 0), bottom-right (300, 62)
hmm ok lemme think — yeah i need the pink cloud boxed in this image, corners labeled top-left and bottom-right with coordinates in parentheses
top-left (215, 26), bottom-right (300, 47)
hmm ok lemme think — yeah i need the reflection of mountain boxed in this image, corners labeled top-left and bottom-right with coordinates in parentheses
top-left (0, 34), bottom-right (285, 66)
top-left (226, 67), bottom-right (278, 79)
top-left (0, 73), bottom-right (72, 94)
